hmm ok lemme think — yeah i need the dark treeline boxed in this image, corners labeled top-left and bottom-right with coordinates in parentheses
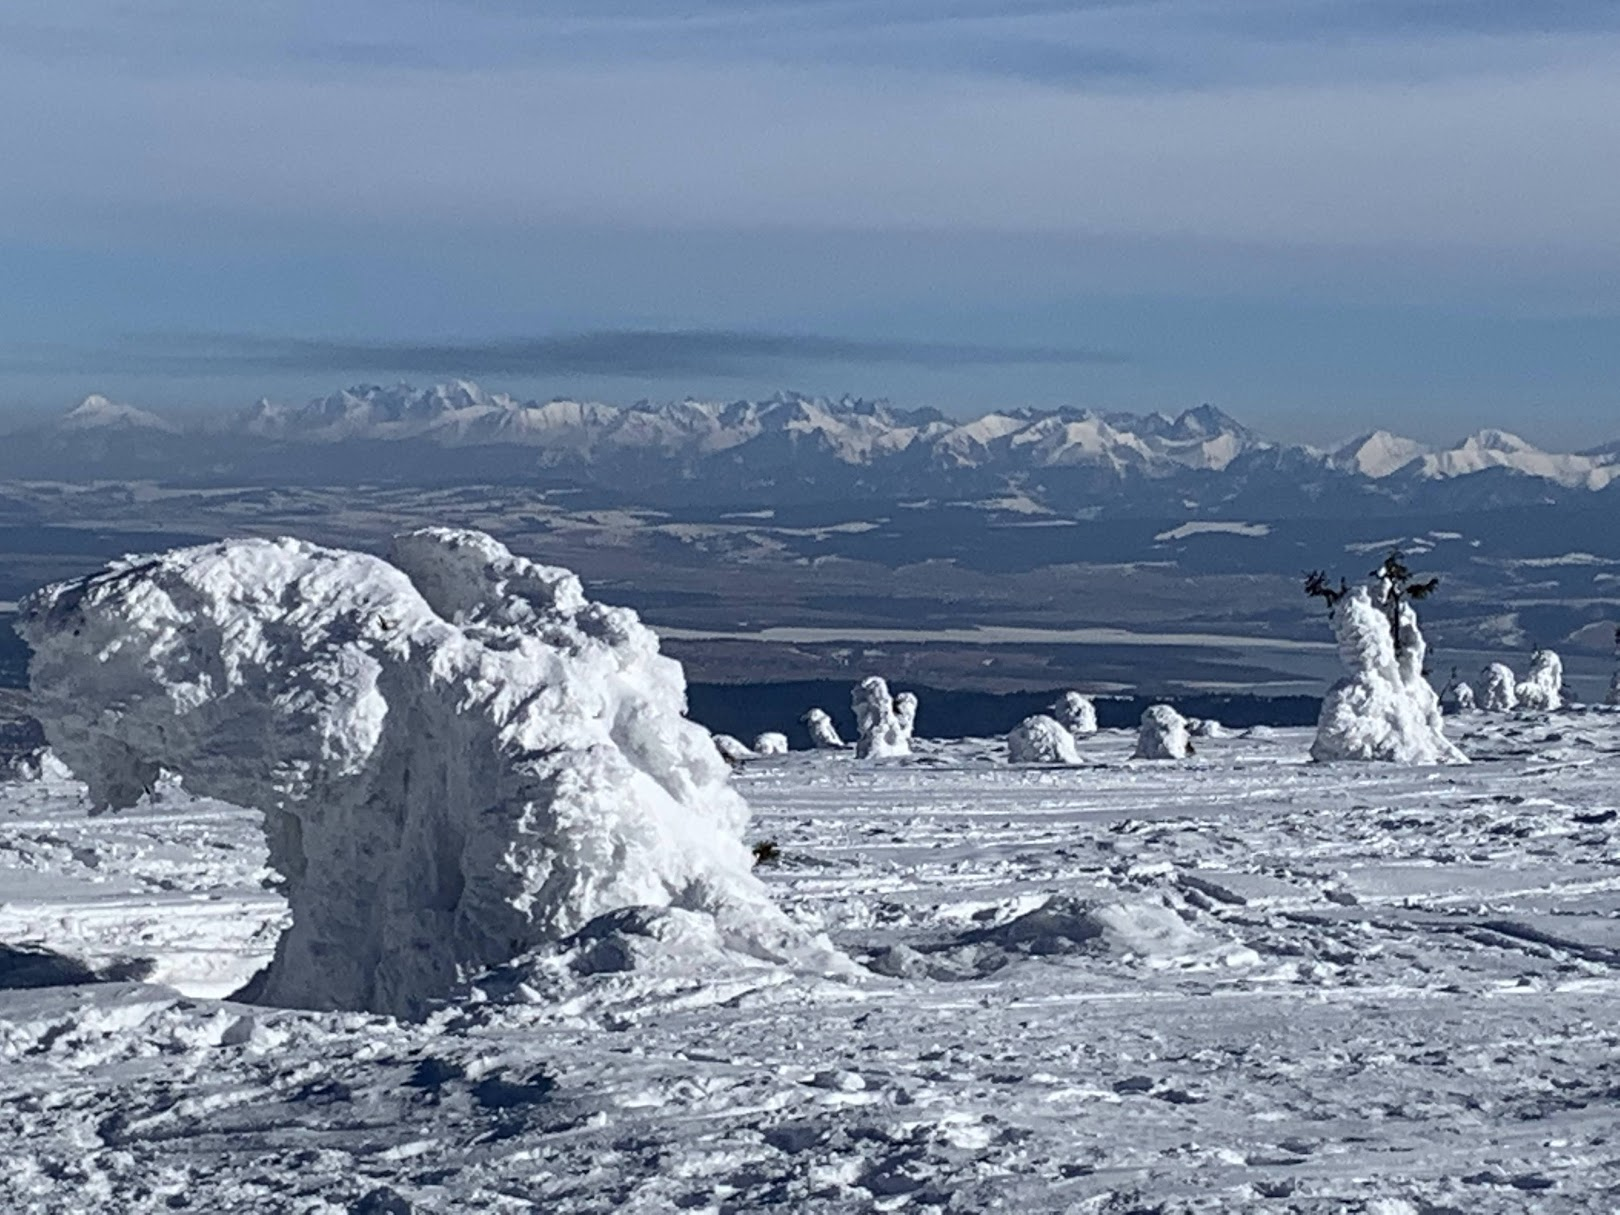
top-left (687, 680), bottom-right (1320, 749)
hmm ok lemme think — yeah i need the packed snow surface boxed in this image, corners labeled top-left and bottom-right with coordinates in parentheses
top-left (5, 712), bottom-right (1620, 1210)
top-left (1311, 582), bottom-right (1466, 764)
top-left (1006, 714), bottom-right (1081, 765)
top-left (1133, 704), bottom-right (1192, 760)
top-left (16, 528), bottom-right (831, 1017)
top-left (1517, 649), bottom-right (1565, 712)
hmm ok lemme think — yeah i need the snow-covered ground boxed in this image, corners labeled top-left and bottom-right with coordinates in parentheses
top-left (4, 711), bottom-right (1620, 1212)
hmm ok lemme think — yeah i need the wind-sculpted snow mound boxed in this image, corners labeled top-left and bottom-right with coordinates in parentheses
top-left (1516, 649), bottom-right (1564, 711)
top-left (18, 528), bottom-right (841, 1017)
top-left (1007, 715), bottom-right (1081, 764)
top-left (1048, 691), bottom-right (1098, 737)
top-left (752, 732), bottom-right (789, 756)
top-left (802, 708), bottom-right (846, 750)
top-left (1311, 582), bottom-right (1466, 764)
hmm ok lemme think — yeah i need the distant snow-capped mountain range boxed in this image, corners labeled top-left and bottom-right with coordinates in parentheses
top-left (10, 382), bottom-right (1620, 513)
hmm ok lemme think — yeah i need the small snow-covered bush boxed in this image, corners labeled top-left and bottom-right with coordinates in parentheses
top-left (894, 691), bottom-right (918, 741)
top-left (852, 677), bottom-right (911, 758)
top-left (1007, 715), bottom-right (1081, 764)
top-left (1515, 649), bottom-right (1563, 712)
top-left (1440, 678), bottom-right (1475, 714)
top-left (802, 708), bottom-right (846, 749)
top-left (19, 528), bottom-right (840, 1017)
top-left (1480, 662), bottom-right (1518, 711)
top-left (752, 732), bottom-right (789, 756)
top-left (1133, 705), bottom-right (1191, 760)
top-left (1311, 580), bottom-right (1465, 764)
top-left (1047, 691), bottom-right (1098, 737)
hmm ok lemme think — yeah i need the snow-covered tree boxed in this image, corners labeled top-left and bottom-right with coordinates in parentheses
top-left (1515, 648), bottom-right (1563, 711)
top-left (802, 708), bottom-right (847, 750)
top-left (1134, 705), bottom-right (1192, 760)
top-left (1438, 668), bottom-right (1476, 714)
top-left (1007, 715), bottom-right (1081, 764)
top-left (712, 733), bottom-right (755, 764)
top-left (1480, 662), bottom-right (1518, 711)
top-left (752, 732), bottom-right (789, 756)
top-left (894, 691), bottom-right (919, 742)
top-left (1047, 691), bottom-right (1098, 737)
top-left (18, 528), bottom-right (839, 1016)
top-left (1311, 579), bottom-right (1466, 763)
top-left (852, 676), bottom-right (911, 758)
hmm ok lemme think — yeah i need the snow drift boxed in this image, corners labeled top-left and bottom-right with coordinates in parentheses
top-left (18, 528), bottom-right (838, 1017)
top-left (1134, 705), bottom-right (1192, 760)
top-left (1516, 649), bottom-right (1564, 711)
top-left (852, 677), bottom-right (912, 758)
top-left (1048, 691), bottom-right (1098, 737)
top-left (1007, 715), bottom-right (1081, 765)
top-left (1480, 662), bottom-right (1519, 711)
top-left (1311, 581), bottom-right (1466, 764)
top-left (802, 708), bottom-right (846, 750)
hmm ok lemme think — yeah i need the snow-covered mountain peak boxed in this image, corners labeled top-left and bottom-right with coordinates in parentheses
top-left (1333, 430), bottom-right (1429, 479)
top-left (58, 394), bottom-right (178, 433)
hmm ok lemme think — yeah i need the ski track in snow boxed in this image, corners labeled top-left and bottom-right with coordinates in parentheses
top-left (3, 712), bottom-right (1619, 1212)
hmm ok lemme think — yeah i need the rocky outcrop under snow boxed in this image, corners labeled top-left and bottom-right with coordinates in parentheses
top-left (852, 677), bottom-right (913, 759)
top-left (1311, 582), bottom-right (1466, 764)
top-left (1048, 692), bottom-right (1098, 737)
top-left (1007, 715), bottom-right (1081, 765)
top-left (802, 708), bottom-right (846, 750)
top-left (18, 528), bottom-right (840, 1017)
top-left (1134, 705), bottom-right (1192, 760)
top-left (1481, 662), bottom-right (1519, 712)
top-left (1516, 650), bottom-right (1564, 711)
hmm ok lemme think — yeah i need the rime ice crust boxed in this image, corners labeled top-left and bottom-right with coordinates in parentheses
top-left (19, 528), bottom-right (836, 1017)
top-left (1048, 692), bottom-right (1098, 737)
top-left (1007, 715), bottom-right (1081, 765)
top-left (1133, 705), bottom-right (1192, 760)
top-left (1516, 650), bottom-right (1564, 712)
top-left (1481, 662), bottom-right (1519, 712)
top-left (1310, 582), bottom-right (1466, 764)
top-left (852, 677), bottom-right (912, 758)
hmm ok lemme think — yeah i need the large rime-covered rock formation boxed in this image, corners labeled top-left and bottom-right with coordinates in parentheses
top-left (18, 528), bottom-right (838, 1017)
top-left (1515, 649), bottom-right (1564, 711)
top-left (1007, 715), bottom-right (1081, 764)
top-left (1133, 705), bottom-right (1192, 760)
top-left (1311, 581), bottom-right (1466, 764)
top-left (852, 677), bottom-right (912, 758)
top-left (1480, 662), bottom-right (1519, 711)
top-left (1048, 691), bottom-right (1098, 737)
top-left (802, 708), bottom-right (847, 750)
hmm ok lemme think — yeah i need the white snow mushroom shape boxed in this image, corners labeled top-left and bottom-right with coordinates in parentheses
top-left (18, 528), bottom-right (835, 1017)
top-left (1480, 663), bottom-right (1519, 711)
top-left (1311, 580), bottom-right (1466, 764)
top-left (752, 732), bottom-right (789, 756)
top-left (1515, 649), bottom-right (1564, 712)
top-left (1007, 715), bottom-right (1081, 764)
top-left (802, 708), bottom-right (847, 750)
top-left (1133, 704), bottom-right (1192, 760)
top-left (852, 677), bottom-right (911, 758)
top-left (1047, 691), bottom-right (1098, 737)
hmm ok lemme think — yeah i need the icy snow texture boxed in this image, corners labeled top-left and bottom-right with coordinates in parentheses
top-left (1481, 662), bottom-right (1519, 711)
top-left (1311, 582), bottom-right (1466, 764)
top-left (1007, 715), bottom-right (1082, 765)
top-left (711, 734), bottom-right (754, 764)
top-left (18, 528), bottom-right (832, 1017)
top-left (802, 708), bottom-right (846, 750)
top-left (852, 677), bottom-right (912, 758)
top-left (1516, 650), bottom-right (1564, 712)
top-left (1047, 691), bottom-right (1098, 737)
top-left (1134, 705), bottom-right (1192, 760)
top-left (752, 732), bottom-right (789, 756)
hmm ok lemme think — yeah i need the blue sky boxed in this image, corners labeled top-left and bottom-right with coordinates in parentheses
top-left (4, 1), bottom-right (1620, 446)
